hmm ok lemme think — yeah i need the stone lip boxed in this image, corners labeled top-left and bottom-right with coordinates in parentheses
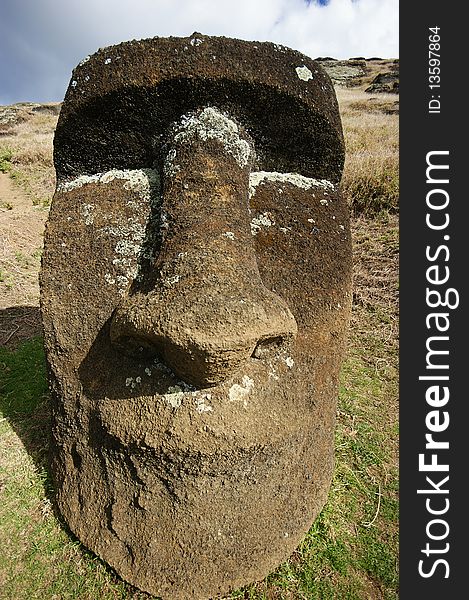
top-left (53, 33), bottom-right (344, 183)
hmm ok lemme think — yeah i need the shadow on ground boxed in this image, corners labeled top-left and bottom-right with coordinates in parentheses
top-left (0, 305), bottom-right (52, 493)
top-left (0, 305), bottom-right (43, 349)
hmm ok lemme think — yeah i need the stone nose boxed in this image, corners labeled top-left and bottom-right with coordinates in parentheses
top-left (109, 108), bottom-right (297, 387)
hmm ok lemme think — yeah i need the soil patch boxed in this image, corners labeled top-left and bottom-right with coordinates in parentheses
top-left (0, 173), bottom-right (47, 346)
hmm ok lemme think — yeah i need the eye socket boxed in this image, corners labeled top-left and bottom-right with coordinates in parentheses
top-left (251, 336), bottom-right (285, 360)
top-left (112, 333), bottom-right (160, 360)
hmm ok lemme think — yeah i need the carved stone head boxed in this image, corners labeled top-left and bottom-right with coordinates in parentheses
top-left (40, 33), bottom-right (352, 599)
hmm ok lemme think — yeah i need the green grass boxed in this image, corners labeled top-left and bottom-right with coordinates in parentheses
top-left (0, 325), bottom-right (398, 599)
top-left (0, 148), bottom-right (13, 173)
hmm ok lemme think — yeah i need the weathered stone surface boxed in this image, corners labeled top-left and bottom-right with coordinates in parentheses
top-left (54, 33), bottom-right (344, 183)
top-left (365, 70), bottom-right (399, 94)
top-left (40, 33), bottom-right (352, 599)
top-left (317, 58), bottom-right (367, 86)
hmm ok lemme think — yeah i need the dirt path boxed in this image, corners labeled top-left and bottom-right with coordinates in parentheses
top-left (0, 173), bottom-right (47, 347)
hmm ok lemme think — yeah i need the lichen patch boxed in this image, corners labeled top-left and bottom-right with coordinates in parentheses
top-left (165, 389), bottom-right (184, 409)
top-left (57, 169), bottom-right (159, 198)
top-left (172, 107), bottom-right (253, 168)
top-left (81, 203), bottom-right (95, 225)
top-left (251, 212), bottom-right (274, 235)
top-left (195, 393), bottom-right (213, 413)
top-left (296, 65), bottom-right (313, 82)
top-left (229, 376), bottom-right (254, 406)
top-left (249, 171), bottom-right (335, 197)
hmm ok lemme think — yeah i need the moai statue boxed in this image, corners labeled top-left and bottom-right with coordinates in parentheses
top-left (40, 34), bottom-right (352, 599)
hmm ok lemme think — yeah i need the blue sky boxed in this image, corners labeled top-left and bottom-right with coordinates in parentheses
top-left (0, 0), bottom-right (398, 105)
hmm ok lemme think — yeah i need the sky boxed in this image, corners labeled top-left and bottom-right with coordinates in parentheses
top-left (0, 0), bottom-right (398, 105)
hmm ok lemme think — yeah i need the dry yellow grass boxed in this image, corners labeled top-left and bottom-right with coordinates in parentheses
top-left (337, 88), bottom-right (399, 215)
top-left (0, 111), bottom-right (57, 205)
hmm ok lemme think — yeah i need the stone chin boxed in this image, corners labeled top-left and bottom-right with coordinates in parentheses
top-left (51, 344), bottom-right (338, 600)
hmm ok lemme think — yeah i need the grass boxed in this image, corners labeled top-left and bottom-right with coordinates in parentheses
top-left (1, 73), bottom-right (398, 598)
top-left (0, 111), bottom-right (56, 205)
top-left (0, 148), bottom-right (13, 173)
top-left (337, 88), bottom-right (399, 216)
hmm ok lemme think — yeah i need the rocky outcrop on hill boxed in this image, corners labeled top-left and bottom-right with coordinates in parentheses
top-left (365, 70), bottom-right (399, 94)
top-left (316, 57), bottom-right (399, 93)
top-left (316, 58), bottom-right (367, 86)
top-left (0, 102), bottom-right (62, 133)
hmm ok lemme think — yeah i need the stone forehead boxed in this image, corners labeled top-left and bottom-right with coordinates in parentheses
top-left (54, 33), bottom-right (344, 182)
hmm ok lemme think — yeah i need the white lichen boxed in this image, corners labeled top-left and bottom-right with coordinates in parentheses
top-left (104, 273), bottom-right (116, 285)
top-left (296, 65), bottom-right (313, 82)
top-left (251, 212), bottom-right (274, 235)
top-left (78, 55), bottom-right (90, 66)
top-left (284, 356), bottom-right (294, 369)
top-left (229, 376), bottom-right (254, 406)
top-left (268, 365), bottom-right (280, 381)
top-left (103, 221), bottom-right (148, 293)
top-left (195, 393), bottom-right (213, 413)
top-left (57, 169), bottom-right (159, 197)
top-left (222, 231), bottom-right (235, 240)
top-left (249, 171), bottom-right (334, 198)
top-left (125, 376), bottom-right (142, 390)
top-left (81, 203), bottom-right (95, 225)
top-left (164, 148), bottom-right (180, 177)
top-left (165, 387), bottom-right (184, 409)
top-left (104, 58), bottom-right (112, 65)
top-left (166, 275), bottom-right (180, 285)
top-left (173, 107), bottom-right (252, 168)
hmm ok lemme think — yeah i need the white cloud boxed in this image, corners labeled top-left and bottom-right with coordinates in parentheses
top-left (271, 0), bottom-right (398, 59)
top-left (0, 0), bottom-right (398, 103)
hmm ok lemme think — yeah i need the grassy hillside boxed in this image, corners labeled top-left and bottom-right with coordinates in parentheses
top-left (0, 60), bottom-right (398, 599)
